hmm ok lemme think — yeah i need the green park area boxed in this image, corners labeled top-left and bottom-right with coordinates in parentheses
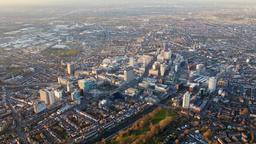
top-left (109, 107), bottom-right (177, 144)
top-left (6, 67), bottom-right (24, 76)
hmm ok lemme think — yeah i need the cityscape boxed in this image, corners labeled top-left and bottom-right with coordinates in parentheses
top-left (0, 0), bottom-right (256, 143)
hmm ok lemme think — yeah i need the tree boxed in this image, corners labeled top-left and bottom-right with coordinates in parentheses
top-left (149, 123), bottom-right (160, 136)
top-left (115, 135), bottom-right (123, 143)
top-left (132, 139), bottom-right (142, 144)
top-left (138, 119), bottom-right (146, 128)
top-left (137, 134), bottom-right (147, 143)
top-left (132, 121), bottom-right (140, 130)
top-left (240, 108), bottom-right (248, 115)
top-left (203, 129), bottom-right (212, 140)
top-left (159, 116), bottom-right (173, 131)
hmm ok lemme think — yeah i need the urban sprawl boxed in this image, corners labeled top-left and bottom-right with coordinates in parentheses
top-left (0, 5), bottom-right (256, 144)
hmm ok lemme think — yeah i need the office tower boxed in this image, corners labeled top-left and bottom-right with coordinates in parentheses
top-left (196, 64), bottom-right (205, 74)
top-left (54, 89), bottom-right (63, 100)
top-left (160, 63), bottom-right (167, 76)
top-left (182, 91), bottom-right (191, 108)
top-left (175, 65), bottom-right (178, 72)
top-left (199, 88), bottom-right (206, 98)
top-left (48, 92), bottom-right (55, 105)
top-left (33, 100), bottom-right (46, 113)
top-left (152, 62), bottom-right (159, 70)
top-left (78, 79), bottom-right (86, 90)
top-left (39, 89), bottom-right (50, 105)
top-left (67, 63), bottom-right (74, 75)
top-left (138, 55), bottom-right (152, 67)
top-left (67, 81), bottom-right (74, 93)
top-left (39, 89), bottom-right (55, 105)
top-left (164, 49), bottom-right (172, 60)
top-left (149, 69), bottom-right (159, 77)
top-left (157, 51), bottom-right (165, 62)
top-left (129, 57), bottom-right (135, 67)
top-left (71, 90), bottom-right (81, 104)
top-left (124, 67), bottom-right (134, 82)
top-left (57, 77), bottom-right (68, 85)
top-left (208, 77), bottom-right (217, 92)
top-left (78, 79), bottom-right (95, 91)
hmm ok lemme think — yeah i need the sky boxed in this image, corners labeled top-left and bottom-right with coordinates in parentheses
top-left (0, 0), bottom-right (255, 7)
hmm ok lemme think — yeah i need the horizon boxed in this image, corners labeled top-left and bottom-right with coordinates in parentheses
top-left (1, 0), bottom-right (256, 8)
top-left (0, 0), bottom-right (256, 143)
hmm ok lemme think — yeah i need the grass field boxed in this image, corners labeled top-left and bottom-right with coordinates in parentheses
top-left (6, 67), bottom-right (24, 76)
top-left (151, 109), bottom-right (168, 124)
top-left (130, 129), bottom-right (148, 136)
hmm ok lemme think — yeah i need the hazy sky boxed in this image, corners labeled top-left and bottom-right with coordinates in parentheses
top-left (0, 0), bottom-right (255, 7)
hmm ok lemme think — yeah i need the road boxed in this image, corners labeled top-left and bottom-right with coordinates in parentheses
top-left (4, 82), bottom-right (56, 88)
top-left (6, 98), bottom-right (28, 144)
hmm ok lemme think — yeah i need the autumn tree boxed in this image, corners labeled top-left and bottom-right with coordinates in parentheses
top-left (203, 129), bottom-right (212, 140)
top-left (159, 116), bottom-right (172, 131)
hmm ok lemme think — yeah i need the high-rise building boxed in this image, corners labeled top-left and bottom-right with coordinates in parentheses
top-left (199, 88), bottom-right (206, 97)
top-left (149, 69), bottom-right (159, 77)
top-left (78, 79), bottom-right (95, 92)
top-left (39, 88), bottom-right (56, 105)
top-left (196, 64), bottom-right (205, 74)
top-left (208, 77), bottom-right (217, 92)
top-left (164, 50), bottom-right (172, 60)
top-left (71, 90), bottom-right (81, 104)
top-left (160, 63), bottom-right (167, 76)
top-left (182, 91), bottom-right (191, 108)
top-left (129, 57), bottom-right (135, 67)
top-left (57, 77), bottom-right (68, 85)
top-left (67, 63), bottom-right (74, 75)
top-left (67, 81), bottom-right (74, 93)
top-left (54, 89), bottom-right (63, 100)
top-left (175, 64), bottom-right (178, 73)
top-left (152, 62), bottom-right (159, 70)
top-left (161, 43), bottom-right (172, 60)
top-left (33, 100), bottom-right (46, 113)
top-left (157, 54), bottom-right (165, 62)
top-left (39, 89), bottom-right (50, 105)
top-left (48, 93), bottom-right (55, 105)
top-left (138, 55), bottom-right (152, 67)
top-left (124, 67), bottom-right (134, 82)
top-left (78, 79), bottom-right (86, 90)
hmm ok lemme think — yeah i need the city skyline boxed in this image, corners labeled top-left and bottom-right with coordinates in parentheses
top-left (1, 0), bottom-right (256, 7)
top-left (0, 0), bottom-right (255, 143)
